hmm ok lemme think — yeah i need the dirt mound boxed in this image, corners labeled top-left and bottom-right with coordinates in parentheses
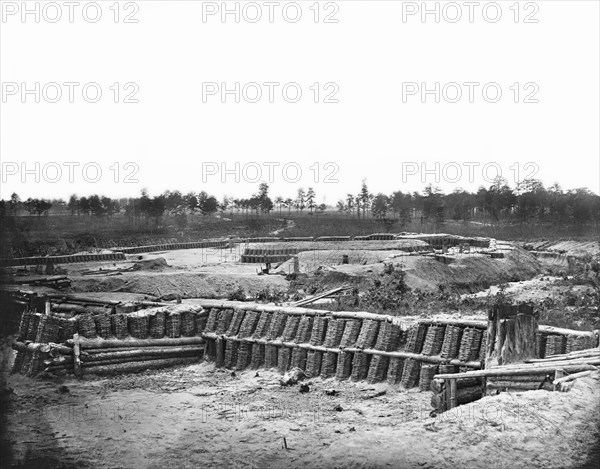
top-left (402, 248), bottom-right (541, 292)
top-left (526, 240), bottom-right (600, 258)
top-left (70, 271), bottom-right (288, 300)
top-left (255, 239), bottom-right (429, 252)
top-left (131, 257), bottom-right (169, 271)
top-left (274, 250), bottom-right (409, 275)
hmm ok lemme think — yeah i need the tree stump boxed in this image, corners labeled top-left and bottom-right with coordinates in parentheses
top-left (485, 303), bottom-right (538, 368)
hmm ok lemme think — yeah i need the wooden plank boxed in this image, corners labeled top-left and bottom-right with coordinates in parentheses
top-left (73, 333), bottom-right (82, 378)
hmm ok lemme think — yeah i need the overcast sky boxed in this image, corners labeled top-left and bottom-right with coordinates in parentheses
top-left (1, 0), bottom-right (599, 204)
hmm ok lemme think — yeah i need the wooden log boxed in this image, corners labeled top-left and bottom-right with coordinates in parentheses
top-left (83, 357), bottom-right (198, 375)
top-left (82, 346), bottom-right (204, 362)
top-left (553, 370), bottom-right (593, 385)
top-left (215, 336), bottom-right (225, 368)
top-left (496, 358), bottom-right (600, 369)
top-left (47, 293), bottom-right (120, 305)
top-left (456, 377), bottom-right (482, 388)
top-left (200, 335), bottom-right (481, 368)
top-left (449, 379), bottom-right (457, 409)
top-left (487, 374), bottom-right (553, 382)
top-left (455, 385), bottom-right (482, 405)
top-left (435, 364), bottom-right (597, 379)
top-left (487, 381), bottom-right (553, 392)
top-left (538, 325), bottom-right (596, 338)
top-left (83, 352), bottom-right (201, 367)
top-left (73, 333), bottom-right (82, 378)
top-left (68, 336), bottom-right (205, 349)
top-left (420, 318), bottom-right (487, 329)
top-left (527, 351), bottom-right (600, 363)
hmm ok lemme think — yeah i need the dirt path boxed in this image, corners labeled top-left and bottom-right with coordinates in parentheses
top-left (3, 363), bottom-right (599, 469)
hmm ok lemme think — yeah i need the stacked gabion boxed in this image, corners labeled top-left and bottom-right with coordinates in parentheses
top-left (238, 311), bottom-right (260, 338)
top-left (305, 350), bottom-right (322, 377)
top-left (309, 316), bottom-right (328, 346)
top-left (205, 308), bottom-right (219, 333)
top-left (421, 325), bottom-right (446, 356)
top-left (236, 342), bottom-right (252, 370)
top-left (165, 312), bottom-right (181, 338)
top-left (335, 351), bottom-right (353, 380)
top-left (404, 324), bottom-right (427, 354)
top-left (401, 358), bottom-right (421, 388)
top-left (267, 313), bottom-right (287, 340)
top-left (278, 347), bottom-right (291, 372)
top-left (320, 351), bottom-right (338, 378)
top-left (253, 311), bottom-right (272, 338)
top-left (290, 347), bottom-right (308, 370)
top-left (441, 325), bottom-right (463, 359)
top-left (149, 310), bottom-right (166, 338)
top-left (323, 319), bottom-right (345, 348)
top-left (294, 317), bottom-right (313, 343)
top-left (264, 344), bottom-right (279, 368)
top-left (386, 357), bottom-right (405, 384)
top-left (226, 309), bottom-right (246, 337)
top-left (374, 321), bottom-right (402, 351)
top-left (180, 310), bottom-right (197, 337)
top-left (250, 343), bottom-right (265, 368)
top-left (94, 313), bottom-right (112, 339)
top-left (35, 315), bottom-right (62, 343)
top-left (75, 314), bottom-right (96, 338)
top-left (281, 316), bottom-right (300, 342)
top-left (458, 328), bottom-right (483, 362)
top-left (224, 340), bottom-right (239, 368)
top-left (545, 335), bottom-right (566, 356)
top-left (351, 352), bottom-right (370, 381)
top-left (355, 320), bottom-right (380, 349)
top-left (57, 317), bottom-right (76, 343)
top-left (340, 320), bottom-right (362, 348)
top-left (215, 309), bottom-right (234, 335)
top-left (111, 314), bottom-right (128, 340)
top-left (128, 311), bottom-right (149, 339)
top-left (367, 355), bottom-right (389, 383)
top-left (418, 364), bottom-right (438, 391)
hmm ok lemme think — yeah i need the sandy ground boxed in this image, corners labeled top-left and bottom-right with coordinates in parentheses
top-left (2, 361), bottom-right (599, 469)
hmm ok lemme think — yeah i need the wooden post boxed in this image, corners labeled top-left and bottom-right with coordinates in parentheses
top-left (73, 333), bottom-right (82, 378)
top-left (449, 379), bottom-right (457, 409)
top-left (44, 298), bottom-right (51, 315)
top-left (215, 336), bottom-right (225, 367)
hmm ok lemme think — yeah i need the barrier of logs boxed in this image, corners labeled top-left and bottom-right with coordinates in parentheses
top-left (10, 296), bottom-right (599, 388)
top-left (2, 233), bottom-right (490, 266)
top-left (11, 303), bottom-right (207, 376)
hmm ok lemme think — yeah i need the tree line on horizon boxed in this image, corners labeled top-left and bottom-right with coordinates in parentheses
top-left (1, 178), bottom-right (599, 227)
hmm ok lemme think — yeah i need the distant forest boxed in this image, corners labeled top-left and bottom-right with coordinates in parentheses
top-left (2, 178), bottom-right (599, 227)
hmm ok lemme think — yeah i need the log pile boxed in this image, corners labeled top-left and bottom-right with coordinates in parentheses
top-left (12, 302), bottom-right (206, 377)
top-left (430, 350), bottom-right (599, 414)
